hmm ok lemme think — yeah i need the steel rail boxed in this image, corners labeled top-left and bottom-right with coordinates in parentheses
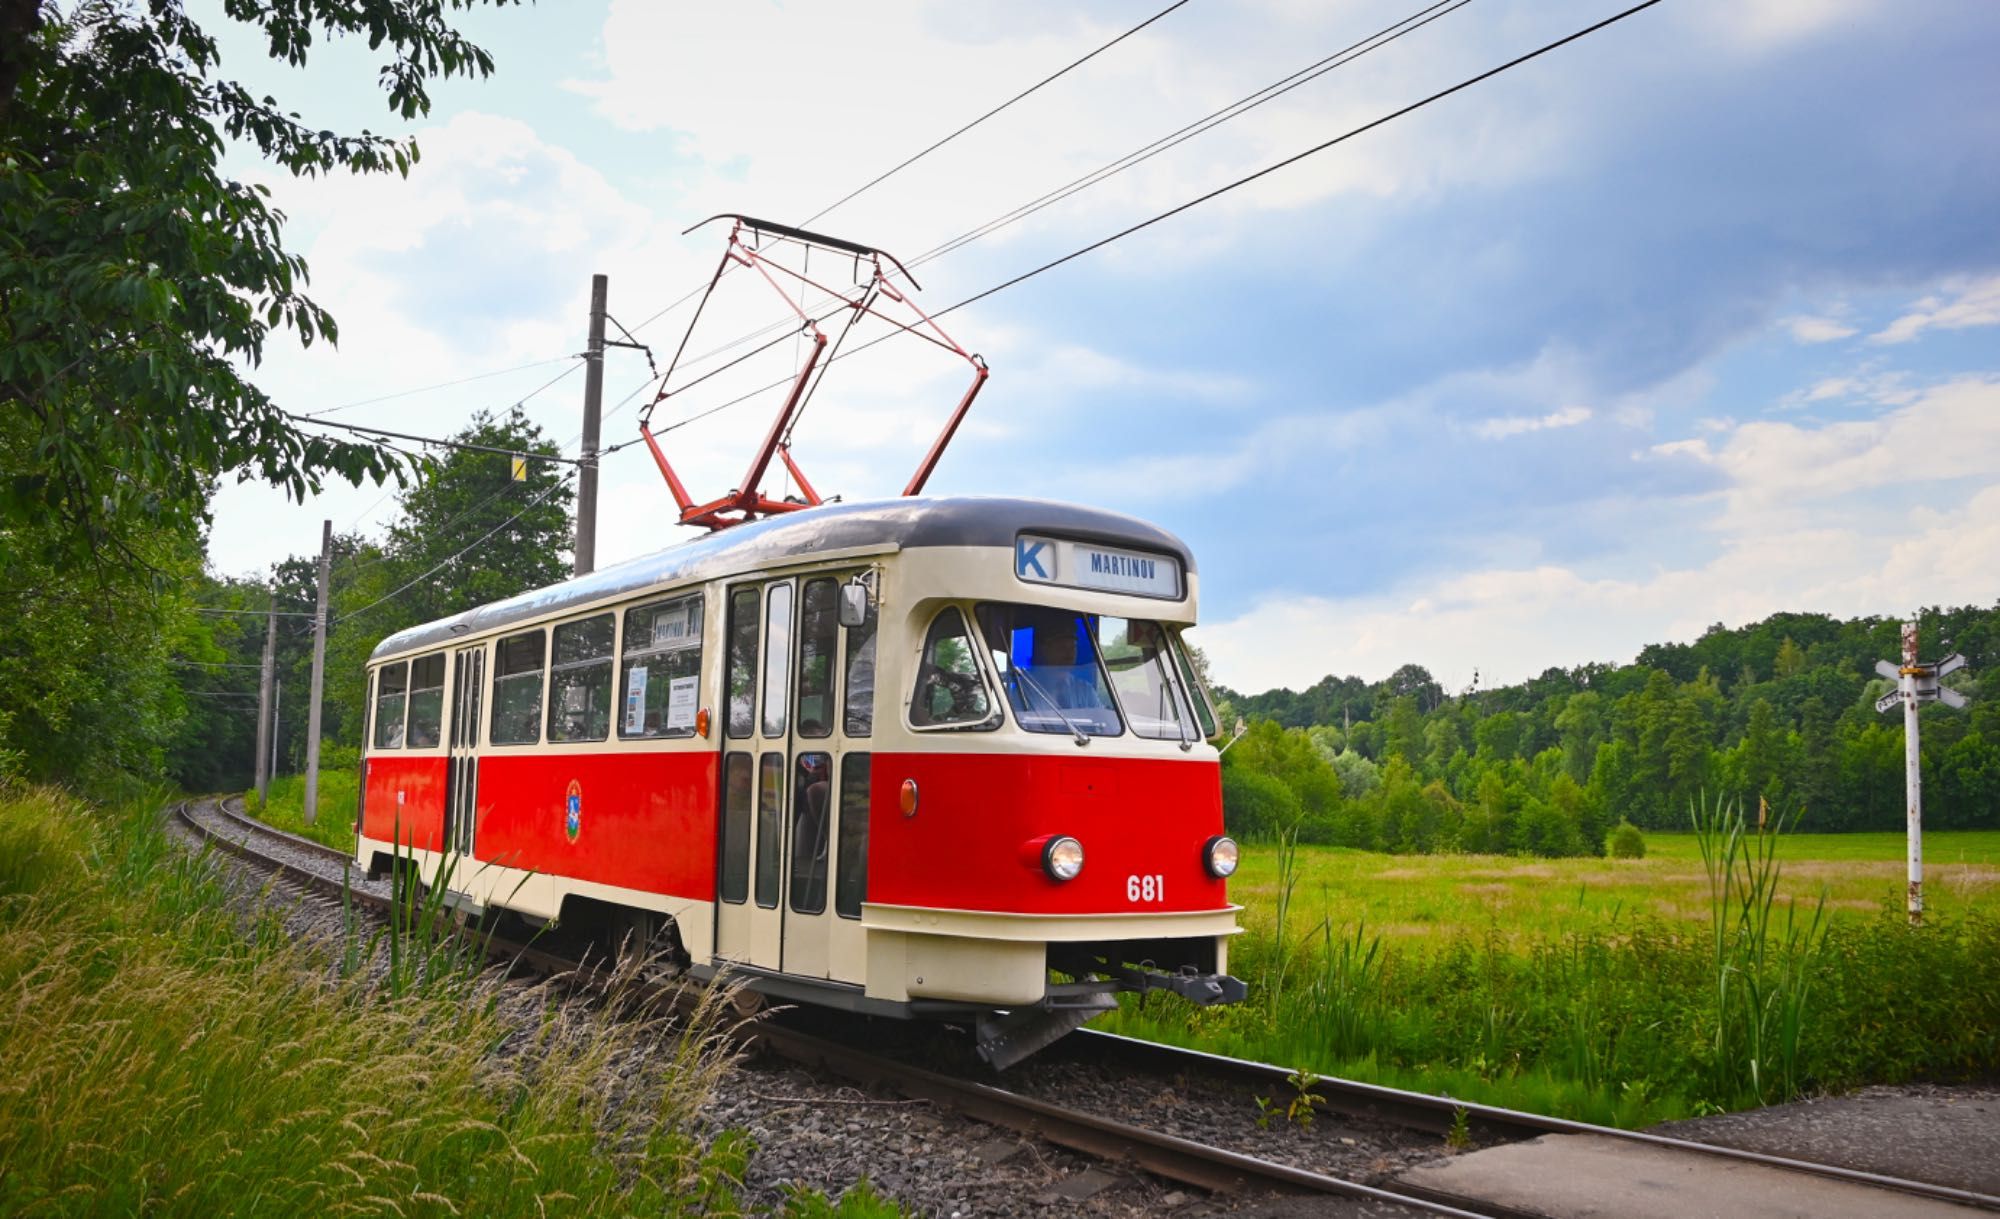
top-left (170, 797), bottom-right (1489, 1215)
top-left (1069, 1025), bottom-right (2000, 1212)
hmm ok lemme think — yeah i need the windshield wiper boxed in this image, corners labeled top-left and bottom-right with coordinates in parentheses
top-left (1164, 683), bottom-right (1196, 752)
top-left (1010, 666), bottom-right (1091, 747)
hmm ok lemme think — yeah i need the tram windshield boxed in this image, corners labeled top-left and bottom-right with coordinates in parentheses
top-left (1097, 616), bottom-right (1193, 740)
top-left (973, 604), bottom-right (1124, 737)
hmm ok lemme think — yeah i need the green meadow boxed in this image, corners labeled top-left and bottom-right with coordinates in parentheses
top-left (1103, 822), bottom-right (2000, 1128)
top-left (1222, 830), bottom-right (2000, 947)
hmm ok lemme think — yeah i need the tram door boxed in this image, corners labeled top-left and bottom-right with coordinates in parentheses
top-left (444, 645), bottom-right (483, 858)
top-left (714, 572), bottom-right (873, 980)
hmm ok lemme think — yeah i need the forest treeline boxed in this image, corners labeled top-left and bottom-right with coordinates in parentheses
top-left (1212, 605), bottom-right (1999, 855)
top-left (0, 409), bottom-right (573, 795)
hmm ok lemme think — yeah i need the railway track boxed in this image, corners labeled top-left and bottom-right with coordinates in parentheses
top-left (175, 797), bottom-right (2000, 1219)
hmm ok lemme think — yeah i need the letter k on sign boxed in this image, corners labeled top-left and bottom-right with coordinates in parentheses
top-left (1016, 538), bottom-right (1051, 580)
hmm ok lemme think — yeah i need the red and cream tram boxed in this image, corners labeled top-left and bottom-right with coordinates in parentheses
top-left (357, 497), bottom-right (1243, 1064)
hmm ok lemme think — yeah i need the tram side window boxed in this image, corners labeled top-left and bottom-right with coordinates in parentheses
top-left (909, 607), bottom-right (996, 729)
top-left (372, 662), bottom-right (408, 749)
top-left (490, 630), bottom-right (546, 746)
top-left (843, 590), bottom-right (877, 738)
top-left (760, 583), bottom-right (794, 738)
top-left (796, 579), bottom-right (838, 739)
top-left (620, 594), bottom-right (704, 739)
top-left (789, 752), bottom-right (832, 914)
top-left (755, 752), bottom-right (783, 908)
top-left (406, 652), bottom-right (448, 748)
top-left (548, 614), bottom-right (614, 743)
top-left (726, 588), bottom-right (759, 739)
top-left (720, 752), bottom-right (752, 904)
top-left (1171, 630), bottom-right (1219, 738)
top-left (834, 753), bottom-right (871, 919)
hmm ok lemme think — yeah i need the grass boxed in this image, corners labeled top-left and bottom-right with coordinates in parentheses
top-left (0, 781), bottom-right (898, 1217)
top-left (247, 767), bottom-right (359, 854)
top-left (1214, 829), bottom-right (2000, 950)
top-left (1101, 820), bottom-right (2000, 1129)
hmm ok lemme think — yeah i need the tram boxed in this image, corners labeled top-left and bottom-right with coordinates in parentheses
top-left (357, 216), bottom-right (1244, 1065)
top-left (356, 496), bottom-right (1244, 1065)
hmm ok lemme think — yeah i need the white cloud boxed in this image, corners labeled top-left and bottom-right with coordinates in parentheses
top-left (1871, 275), bottom-right (2000, 344)
top-left (1473, 405), bottom-right (1590, 440)
top-left (1781, 314), bottom-right (1856, 343)
top-left (1682, 0), bottom-right (1880, 53)
top-left (1204, 369), bottom-right (2000, 692)
top-left (1661, 374), bottom-right (2000, 531)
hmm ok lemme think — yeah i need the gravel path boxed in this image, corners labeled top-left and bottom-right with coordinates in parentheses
top-left (1652, 1083), bottom-right (2000, 1196)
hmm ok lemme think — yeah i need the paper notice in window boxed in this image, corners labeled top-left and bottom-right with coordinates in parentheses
top-left (667, 675), bottom-right (697, 730)
top-left (625, 666), bottom-right (648, 734)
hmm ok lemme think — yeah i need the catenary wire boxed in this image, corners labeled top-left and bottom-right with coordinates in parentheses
top-left (337, 471), bottom-right (577, 627)
top-left (636, 0), bottom-right (1468, 401)
top-left (800, 0), bottom-right (1195, 227)
top-left (912, 0), bottom-right (1469, 267)
top-left (656, 0), bottom-right (1666, 435)
top-left (291, 415), bottom-right (587, 466)
top-left (299, 354), bottom-right (582, 419)
top-left (624, 0), bottom-right (1193, 337)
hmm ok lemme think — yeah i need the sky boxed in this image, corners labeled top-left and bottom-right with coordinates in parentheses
top-left (200, 0), bottom-right (2000, 695)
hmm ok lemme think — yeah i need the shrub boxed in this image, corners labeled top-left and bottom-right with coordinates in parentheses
top-left (1608, 820), bottom-right (1646, 859)
top-left (1222, 766), bottom-right (1302, 840)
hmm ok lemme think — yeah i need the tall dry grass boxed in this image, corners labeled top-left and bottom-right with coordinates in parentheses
top-left (0, 784), bottom-right (885, 1217)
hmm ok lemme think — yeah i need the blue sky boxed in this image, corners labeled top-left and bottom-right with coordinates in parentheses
top-left (203, 0), bottom-right (2000, 692)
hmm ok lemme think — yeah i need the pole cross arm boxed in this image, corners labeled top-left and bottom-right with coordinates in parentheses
top-left (1936, 653), bottom-right (1967, 678)
top-left (1939, 686), bottom-right (1969, 710)
top-left (1875, 690), bottom-right (1905, 714)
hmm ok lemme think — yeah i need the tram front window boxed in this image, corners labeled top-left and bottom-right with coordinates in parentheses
top-left (973, 604), bottom-right (1122, 737)
top-left (1097, 616), bottom-right (1190, 740)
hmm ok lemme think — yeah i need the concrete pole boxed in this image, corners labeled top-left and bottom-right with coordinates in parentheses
top-left (304, 520), bottom-right (332, 825)
top-left (254, 602), bottom-right (277, 807)
top-left (272, 677), bottom-right (282, 779)
top-left (1901, 619), bottom-right (1923, 926)
top-left (575, 273), bottom-right (608, 576)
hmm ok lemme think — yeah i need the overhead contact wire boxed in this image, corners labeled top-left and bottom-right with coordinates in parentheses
top-left (656, 0), bottom-right (1667, 434)
top-left (800, 0), bottom-right (1195, 227)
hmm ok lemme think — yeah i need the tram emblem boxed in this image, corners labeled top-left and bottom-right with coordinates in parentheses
top-left (565, 780), bottom-right (583, 842)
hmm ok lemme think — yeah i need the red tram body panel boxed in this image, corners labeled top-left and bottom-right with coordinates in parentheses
top-left (865, 752), bottom-right (1227, 915)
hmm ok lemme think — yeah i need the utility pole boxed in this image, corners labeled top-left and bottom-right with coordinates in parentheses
top-left (304, 519), bottom-right (332, 825)
top-left (272, 677), bottom-right (282, 779)
top-left (1874, 619), bottom-right (1973, 926)
top-left (575, 272), bottom-right (608, 577)
top-left (254, 601), bottom-right (277, 807)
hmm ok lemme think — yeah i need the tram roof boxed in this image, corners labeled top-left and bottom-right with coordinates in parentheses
top-left (369, 495), bottom-right (1196, 661)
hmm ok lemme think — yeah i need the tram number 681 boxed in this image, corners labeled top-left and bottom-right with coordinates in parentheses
top-left (1126, 873), bottom-right (1165, 903)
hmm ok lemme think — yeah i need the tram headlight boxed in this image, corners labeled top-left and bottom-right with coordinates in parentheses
top-left (1042, 835), bottom-right (1085, 882)
top-left (1203, 835), bottom-right (1240, 879)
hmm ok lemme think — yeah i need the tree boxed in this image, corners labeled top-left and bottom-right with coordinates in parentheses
top-left (1474, 710), bottom-right (1523, 763)
top-left (322, 408), bottom-right (573, 747)
top-left (1, 0), bottom-right (514, 569)
top-left (1383, 695), bottom-right (1424, 765)
top-left (1554, 690), bottom-right (1605, 784)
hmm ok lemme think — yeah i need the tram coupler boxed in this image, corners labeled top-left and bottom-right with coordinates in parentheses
top-left (976, 987), bottom-right (1120, 1071)
top-left (1111, 963), bottom-right (1248, 1006)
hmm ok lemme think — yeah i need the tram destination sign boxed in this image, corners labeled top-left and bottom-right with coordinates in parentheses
top-left (1015, 535), bottom-right (1183, 599)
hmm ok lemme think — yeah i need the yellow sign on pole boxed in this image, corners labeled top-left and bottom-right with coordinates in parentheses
top-left (510, 455), bottom-right (528, 482)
